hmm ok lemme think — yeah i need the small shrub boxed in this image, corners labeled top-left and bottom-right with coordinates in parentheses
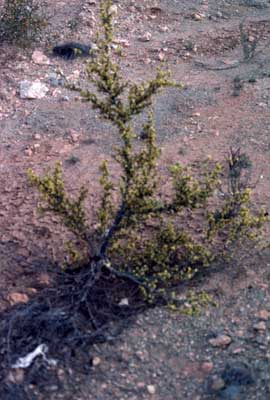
top-left (28, 0), bottom-right (268, 305)
top-left (232, 75), bottom-right (244, 97)
top-left (239, 21), bottom-right (257, 62)
top-left (0, 0), bottom-right (47, 46)
top-left (66, 154), bottom-right (80, 165)
top-left (179, 291), bottom-right (218, 316)
top-left (28, 163), bottom-right (89, 242)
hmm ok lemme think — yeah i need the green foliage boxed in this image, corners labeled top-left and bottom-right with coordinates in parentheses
top-left (28, 0), bottom-right (269, 305)
top-left (228, 147), bottom-right (252, 193)
top-left (207, 149), bottom-right (268, 246)
top-left (27, 163), bottom-right (89, 242)
top-left (208, 188), bottom-right (267, 244)
top-left (0, 0), bottom-right (47, 46)
top-left (179, 291), bottom-right (218, 316)
top-left (170, 161), bottom-right (222, 209)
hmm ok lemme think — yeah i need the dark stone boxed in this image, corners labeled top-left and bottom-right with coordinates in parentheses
top-left (52, 42), bottom-right (94, 60)
top-left (221, 362), bottom-right (254, 386)
top-left (220, 384), bottom-right (242, 400)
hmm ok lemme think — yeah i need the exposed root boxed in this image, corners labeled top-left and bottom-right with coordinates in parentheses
top-left (0, 264), bottom-right (144, 396)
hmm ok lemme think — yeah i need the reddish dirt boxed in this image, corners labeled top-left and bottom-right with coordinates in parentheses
top-left (1, 1), bottom-right (270, 399)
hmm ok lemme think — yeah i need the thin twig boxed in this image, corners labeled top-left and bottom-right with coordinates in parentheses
top-left (194, 60), bottom-right (241, 71)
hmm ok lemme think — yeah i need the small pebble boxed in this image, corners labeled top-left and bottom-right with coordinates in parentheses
top-left (201, 361), bottom-right (214, 374)
top-left (139, 32), bottom-right (152, 42)
top-left (257, 310), bottom-right (270, 321)
top-left (92, 356), bottom-right (101, 366)
top-left (147, 384), bottom-right (156, 395)
top-left (209, 335), bottom-right (232, 347)
top-left (192, 13), bottom-right (204, 21)
top-left (211, 376), bottom-right (225, 391)
top-left (108, 4), bottom-right (118, 15)
top-left (7, 292), bottom-right (29, 305)
top-left (253, 321), bottom-right (266, 331)
top-left (137, 382), bottom-right (145, 389)
top-left (231, 347), bottom-right (244, 355)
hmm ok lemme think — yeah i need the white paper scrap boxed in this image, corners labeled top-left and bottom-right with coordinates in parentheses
top-left (12, 344), bottom-right (57, 369)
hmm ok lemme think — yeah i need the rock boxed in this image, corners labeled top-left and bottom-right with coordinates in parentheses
top-left (92, 356), bottom-right (101, 366)
top-left (20, 80), bottom-right (49, 99)
top-left (38, 272), bottom-right (51, 285)
top-left (7, 369), bottom-right (25, 384)
top-left (24, 147), bottom-right (33, 156)
top-left (139, 32), bottom-right (152, 42)
top-left (0, 88), bottom-right (10, 101)
top-left (32, 50), bottom-right (50, 65)
top-left (113, 38), bottom-right (130, 47)
top-left (135, 350), bottom-right (145, 361)
top-left (33, 133), bottom-right (41, 140)
top-left (57, 369), bottom-right (65, 380)
top-left (231, 347), bottom-right (244, 355)
top-left (221, 362), bottom-right (254, 386)
top-left (144, 58), bottom-right (152, 64)
top-left (253, 321), bottom-right (266, 331)
top-left (256, 310), bottom-right (270, 321)
top-left (108, 4), bottom-right (118, 15)
top-left (147, 385), bottom-right (156, 395)
top-left (211, 376), bottom-right (226, 391)
top-left (201, 361), bottom-right (214, 374)
top-left (118, 298), bottom-right (129, 306)
top-left (192, 13), bottom-right (204, 21)
top-left (137, 382), bottom-right (145, 389)
top-left (60, 95), bottom-right (70, 102)
top-left (160, 26), bottom-right (169, 32)
top-left (47, 385), bottom-right (59, 392)
top-left (209, 335), bottom-right (232, 347)
top-left (158, 51), bottom-right (165, 61)
top-left (27, 288), bottom-right (37, 295)
top-left (7, 292), bottom-right (29, 305)
top-left (48, 72), bottom-right (66, 87)
top-left (69, 130), bottom-right (80, 143)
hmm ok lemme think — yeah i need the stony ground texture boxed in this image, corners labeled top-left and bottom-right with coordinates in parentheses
top-left (1, 0), bottom-right (270, 399)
